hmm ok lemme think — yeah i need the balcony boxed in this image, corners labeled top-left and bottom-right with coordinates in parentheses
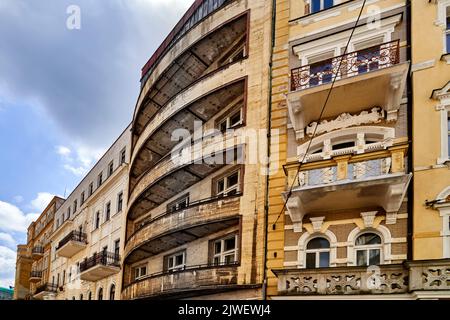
top-left (33, 283), bottom-right (57, 300)
top-left (79, 251), bottom-right (120, 281)
top-left (29, 271), bottom-right (42, 283)
top-left (287, 40), bottom-right (409, 140)
top-left (285, 153), bottom-right (411, 230)
top-left (56, 231), bottom-right (87, 258)
top-left (122, 263), bottom-right (240, 300)
top-left (31, 246), bottom-right (44, 260)
top-left (125, 194), bottom-right (241, 264)
top-left (128, 130), bottom-right (245, 220)
top-left (273, 259), bottom-right (450, 297)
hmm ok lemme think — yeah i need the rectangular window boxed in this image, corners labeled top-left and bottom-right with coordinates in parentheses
top-left (67, 207), bottom-right (71, 220)
top-left (95, 211), bottom-right (100, 229)
top-left (114, 239), bottom-right (120, 257)
top-left (166, 251), bottom-right (186, 272)
top-left (105, 202), bottom-right (111, 221)
top-left (81, 192), bottom-right (85, 205)
top-left (215, 170), bottom-right (240, 197)
top-left (134, 265), bottom-right (147, 280)
top-left (117, 192), bottom-right (123, 212)
top-left (89, 183), bottom-right (94, 196)
top-left (108, 161), bottom-right (114, 177)
top-left (212, 234), bottom-right (238, 265)
top-left (311, 0), bottom-right (334, 14)
top-left (218, 108), bottom-right (243, 133)
top-left (167, 194), bottom-right (189, 213)
top-left (120, 148), bottom-right (126, 165)
top-left (448, 115), bottom-right (450, 157)
top-left (446, 7), bottom-right (450, 53)
top-left (62, 270), bottom-right (65, 285)
top-left (97, 172), bottom-right (103, 188)
top-left (73, 200), bottom-right (77, 213)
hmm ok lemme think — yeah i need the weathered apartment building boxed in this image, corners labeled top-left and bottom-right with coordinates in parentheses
top-left (14, 197), bottom-right (64, 300)
top-left (14, 0), bottom-right (450, 300)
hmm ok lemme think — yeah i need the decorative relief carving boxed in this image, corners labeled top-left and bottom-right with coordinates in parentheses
top-left (306, 107), bottom-right (385, 138)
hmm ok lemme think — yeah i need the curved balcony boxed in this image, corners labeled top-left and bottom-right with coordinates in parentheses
top-left (122, 263), bottom-right (240, 300)
top-left (125, 194), bottom-right (241, 264)
top-left (130, 75), bottom-right (247, 192)
top-left (134, 9), bottom-right (249, 139)
top-left (128, 130), bottom-right (245, 220)
top-left (287, 40), bottom-right (409, 141)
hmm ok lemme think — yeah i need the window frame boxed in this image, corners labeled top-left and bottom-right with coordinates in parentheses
top-left (213, 166), bottom-right (243, 197)
top-left (134, 265), bottom-right (147, 280)
top-left (210, 233), bottom-right (239, 266)
top-left (120, 147), bottom-right (126, 165)
top-left (167, 193), bottom-right (190, 213)
top-left (105, 202), bottom-right (111, 222)
top-left (117, 191), bottom-right (124, 212)
top-left (95, 211), bottom-right (101, 230)
top-left (305, 237), bottom-right (331, 269)
top-left (108, 161), bottom-right (114, 177)
top-left (165, 250), bottom-right (186, 272)
top-left (354, 233), bottom-right (383, 267)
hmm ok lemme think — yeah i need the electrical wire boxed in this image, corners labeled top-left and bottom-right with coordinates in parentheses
top-left (272, 0), bottom-right (368, 229)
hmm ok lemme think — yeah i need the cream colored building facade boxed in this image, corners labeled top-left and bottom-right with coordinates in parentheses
top-left (411, 1), bottom-right (450, 262)
top-left (43, 126), bottom-right (130, 300)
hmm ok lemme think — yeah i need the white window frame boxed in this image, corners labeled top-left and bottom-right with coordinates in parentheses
top-left (434, 187), bottom-right (450, 258)
top-left (213, 234), bottom-right (238, 265)
top-left (436, 0), bottom-right (450, 55)
top-left (307, 0), bottom-right (337, 14)
top-left (167, 251), bottom-right (186, 272)
top-left (305, 238), bottom-right (331, 268)
top-left (433, 83), bottom-right (450, 164)
top-left (134, 265), bottom-right (147, 280)
top-left (218, 108), bottom-right (243, 132)
top-left (354, 233), bottom-right (383, 266)
top-left (216, 170), bottom-right (240, 197)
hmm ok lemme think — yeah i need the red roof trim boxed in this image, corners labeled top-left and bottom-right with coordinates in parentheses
top-left (141, 0), bottom-right (204, 78)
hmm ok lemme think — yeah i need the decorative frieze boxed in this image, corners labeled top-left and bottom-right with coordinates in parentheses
top-left (306, 108), bottom-right (385, 138)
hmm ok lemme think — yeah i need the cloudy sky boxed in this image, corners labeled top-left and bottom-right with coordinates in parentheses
top-left (0, 0), bottom-right (193, 289)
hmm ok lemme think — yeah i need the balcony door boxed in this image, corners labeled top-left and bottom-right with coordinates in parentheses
top-left (305, 237), bottom-right (330, 268)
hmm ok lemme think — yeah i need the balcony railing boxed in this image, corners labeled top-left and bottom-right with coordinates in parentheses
top-left (134, 192), bottom-right (242, 234)
top-left (291, 40), bottom-right (400, 92)
top-left (296, 157), bottom-right (392, 188)
top-left (57, 231), bottom-right (87, 250)
top-left (122, 262), bottom-right (239, 299)
top-left (79, 251), bottom-right (120, 273)
top-left (274, 259), bottom-right (450, 296)
top-left (30, 271), bottom-right (43, 279)
top-left (34, 283), bottom-right (57, 295)
top-left (275, 264), bottom-right (409, 295)
top-left (31, 246), bottom-right (44, 255)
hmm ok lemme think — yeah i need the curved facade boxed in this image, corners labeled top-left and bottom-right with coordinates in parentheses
top-left (122, 0), bottom-right (273, 299)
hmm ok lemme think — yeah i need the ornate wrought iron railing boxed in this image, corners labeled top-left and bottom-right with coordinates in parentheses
top-left (79, 251), bottom-right (120, 273)
top-left (31, 246), bottom-right (44, 255)
top-left (57, 231), bottom-right (87, 250)
top-left (291, 40), bottom-right (400, 91)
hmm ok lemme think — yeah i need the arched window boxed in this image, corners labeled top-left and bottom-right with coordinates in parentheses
top-left (79, 294), bottom-right (83, 300)
top-left (305, 237), bottom-right (330, 268)
top-left (72, 296), bottom-right (75, 300)
top-left (88, 291), bottom-right (92, 300)
top-left (98, 287), bottom-right (103, 301)
top-left (109, 284), bottom-right (115, 300)
top-left (355, 233), bottom-right (382, 266)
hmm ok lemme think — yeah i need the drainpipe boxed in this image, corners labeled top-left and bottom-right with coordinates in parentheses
top-left (406, 0), bottom-right (413, 262)
top-left (262, 0), bottom-right (277, 301)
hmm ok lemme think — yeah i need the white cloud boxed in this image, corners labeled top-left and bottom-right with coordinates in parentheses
top-left (56, 143), bottom-right (105, 176)
top-left (56, 145), bottom-right (71, 157)
top-left (0, 233), bottom-right (16, 247)
top-left (0, 201), bottom-right (38, 233)
top-left (30, 192), bottom-right (55, 212)
top-left (0, 245), bottom-right (17, 288)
